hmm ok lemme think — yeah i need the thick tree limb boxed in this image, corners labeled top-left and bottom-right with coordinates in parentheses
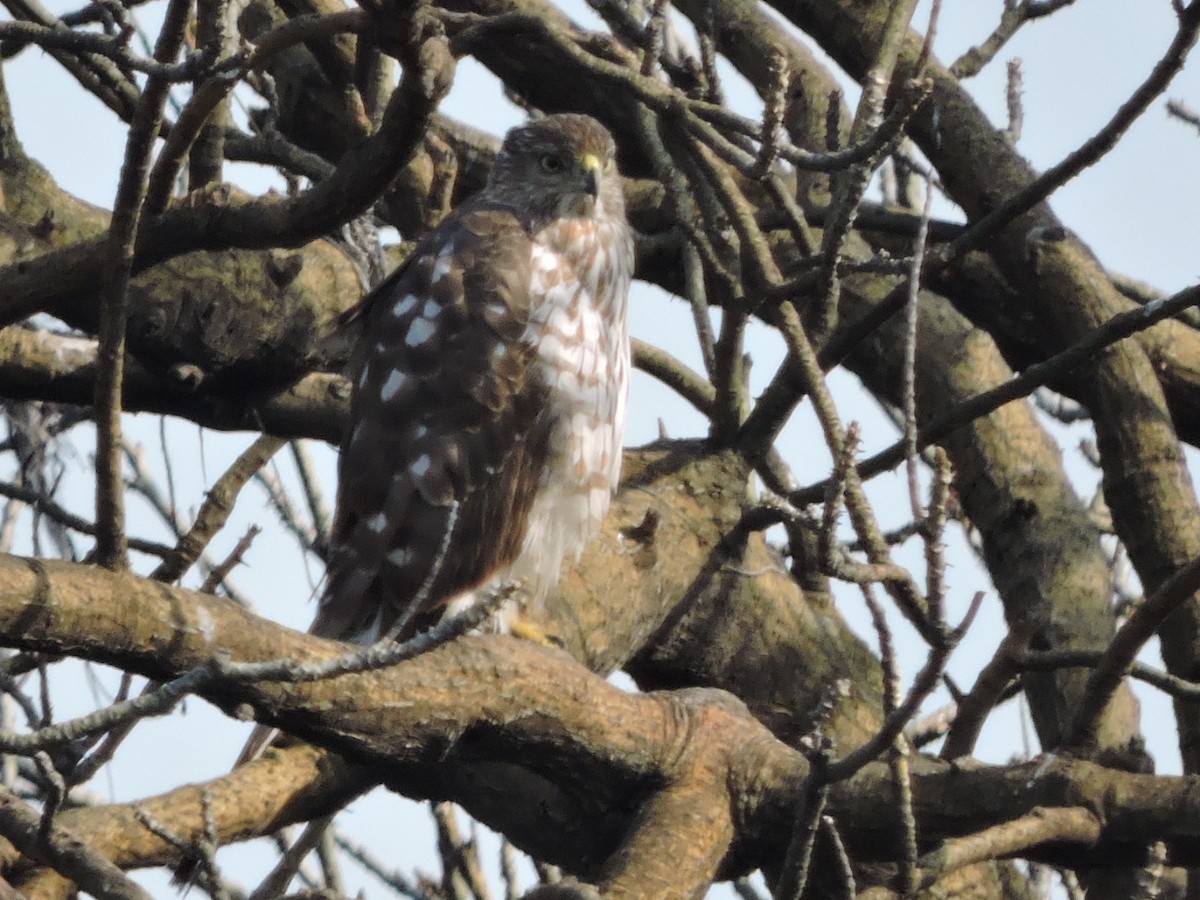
top-left (0, 783), bottom-right (152, 900)
top-left (0, 556), bottom-right (1198, 892)
top-left (0, 327), bottom-right (349, 444)
top-left (0, 11), bottom-right (454, 330)
top-left (3, 744), bottom-right (371, 899)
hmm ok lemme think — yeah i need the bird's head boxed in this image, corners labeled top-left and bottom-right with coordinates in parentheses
top-left (488, 114), bottom-right (624, 222)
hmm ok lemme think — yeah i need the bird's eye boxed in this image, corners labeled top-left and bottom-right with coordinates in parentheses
top-left (538, 154), bottom-right (564, 173)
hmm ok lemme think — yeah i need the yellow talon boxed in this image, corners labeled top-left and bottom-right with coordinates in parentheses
top-left (509, 618), bottom-right (562, 647)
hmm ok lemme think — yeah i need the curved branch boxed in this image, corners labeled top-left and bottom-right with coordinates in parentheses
top-left (0, 784), bottom-right (152, 900)
top-left (0, 327), bottom-right (349, 443)
top-left (0, 14), bottom-right (454, 329)
top-left (0, 555), bottom-right (1198, 889)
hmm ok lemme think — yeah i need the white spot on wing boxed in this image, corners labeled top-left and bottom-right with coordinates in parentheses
top-left (392, 294), bottom-right (418, 318)
top-left (410, 454), bottom-right (432, 478)
top-left (405, 318), bottom-right (436, 348)
top-left (381, 370), bottom-right (406, 402)
top-left (367, 512), bottom-right (387, 533)
top-left (387, 547), bottom-right (414, 567)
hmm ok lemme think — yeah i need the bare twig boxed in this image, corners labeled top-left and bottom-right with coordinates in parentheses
top-left (774, 301), bottom-right (934, 641)
top-left (0, 20), bottom-right (208, 80)
top-left (335, 831), bottom-right (426, 898)
top-left (811, 0), bottom-right (921, 341)
top-left (791, 284), bottom-right (1200, 505)
top-left (942, 4), bottom-right (1200, 263)
top-left (255, 465), bottom-right (321, 559)
top-left (862, 580), bottom-right (918, 895)
top-left (950, 0), bottom-right (1076, 78)
top-left (187, 0), bottom-right (236, 193)
top-left (697, 0), bottom-right (722, 103)
top-left (0, 481), bottom-right (173, 558)
top-left (773, 757), bottom-right (828, 900)
top-left (248, 815), bottom-right (331, 900)
top-left (151, 435), bottom-right (285, 584)
top-left (751, 49), bottom-right (788, 178)
top-left (641, 0), bottom-right (669, 77)
top-left (134, 802), bottom-right (230, 899)
top-left (0, 0), bottom-right (142, 120)
top-left (199, 525), bottom-right (261, 594)
top-left (434, 803), bottom-right (493, 900)
top-left (1020, 648), bottom-right (1200, 703)
top-left (1005, 58), bottom-right (1025, 143)
top-left (2, 11), bottom-right (451, 326)
top-left (499, 838), bottom-right (521, 900)
top-left (1067, 553), bottom-right (1200, 748)
top-left (143, 10), bottom-right (370, 214)
top-left (825, 591), bottom-right (984, 781)
top-left (93, 0), bottom-right (193, 570)
top-left (1167, 97), bottom-right (1200, 135)
top-left (902, 185), bottom-right (933, 523)
top-left (909, 806), bottom-right (1100, 890)
top-left (289, 441), bottom-right (332, 553)
top-left (313, 824), bottom-right (345, 895)
top-left (922, 449), bottom-right (952, 621)
top-left (680, 241), bottom-right (717, 380)
top-left (941, 622), bottom-right (1034, 760)
top-left (0, 782), bottom-right (153, 900)
top-left (632, 339), bottom-right (717, 417)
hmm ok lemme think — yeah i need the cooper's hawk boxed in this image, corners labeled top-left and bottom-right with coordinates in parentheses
top-left (310, 112), bottom-right (631, 651)
top-left (325, 114), bottom-right (633, 638)
top-left (237, 114), bottom-right (631, 764)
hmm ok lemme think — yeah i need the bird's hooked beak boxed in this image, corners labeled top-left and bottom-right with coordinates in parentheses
top-left (580, 153), bottom-right (602, 199)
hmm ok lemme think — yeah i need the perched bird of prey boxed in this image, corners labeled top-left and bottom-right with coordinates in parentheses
top-left (321, 112), bottom-right (632, 643)
top-left (239, 115), bottom-right (632, 764)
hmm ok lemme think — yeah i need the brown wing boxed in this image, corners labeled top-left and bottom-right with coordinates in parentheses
top-left (313, 202), bottom-right (551, 643)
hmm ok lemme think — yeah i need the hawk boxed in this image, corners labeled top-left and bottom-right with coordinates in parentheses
top-left (324, 113), bottom-right (632, 643)
top-left (309, 112), bottom-right (632, 652)
top-left (237, 114), bottom-right (631, 764)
